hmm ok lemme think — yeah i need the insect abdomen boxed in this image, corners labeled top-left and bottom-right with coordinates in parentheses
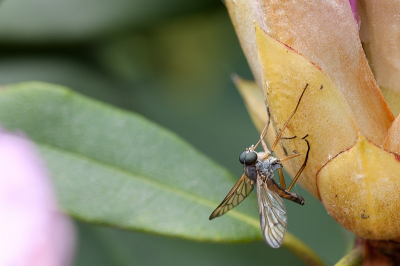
top-left (266, 178), bottom-right (305, 205)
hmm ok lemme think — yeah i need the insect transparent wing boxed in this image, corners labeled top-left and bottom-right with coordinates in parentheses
top-left (209, 174), bottom-right (254, 220)
top-left (257, 175), bottom-right (287, 248)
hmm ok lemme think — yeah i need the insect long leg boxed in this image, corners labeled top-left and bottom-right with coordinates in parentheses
top-left (254, 106), bottom-right (271, 155)
top-left (287, 135), bottom-right (310, 192)
top-left (278, 168), bottom-right (286, 190)
top-left (277, 151), bottom-right (300, 190)
top-left (271, 83), bottom-right (309, 153)
top-left (278, 151), bottom-right (300, 162)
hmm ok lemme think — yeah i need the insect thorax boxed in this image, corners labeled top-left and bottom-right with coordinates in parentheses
top-left (243, 156), bottom-right (282, 183)
top-left (256, 157), bottom-right (282, 179)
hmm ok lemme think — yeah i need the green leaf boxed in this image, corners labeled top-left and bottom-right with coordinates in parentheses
top-left (0, 82), bottom-right (260, 242)
top-left (0, 82), bottom-right (327, 266)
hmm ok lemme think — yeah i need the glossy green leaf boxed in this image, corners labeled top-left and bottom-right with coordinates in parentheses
top-left (0, 82), bottom-right (260, 242)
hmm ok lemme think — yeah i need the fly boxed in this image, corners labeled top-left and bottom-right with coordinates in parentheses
top-left (209, 84), bottom-right (310, 248)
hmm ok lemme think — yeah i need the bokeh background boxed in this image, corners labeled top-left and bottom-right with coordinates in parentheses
top-left (0, 0), bottom-right (353, 265)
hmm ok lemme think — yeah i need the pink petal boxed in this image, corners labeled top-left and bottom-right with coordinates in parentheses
top-left (349, 0), bottom-right (358, 24)
top-left (0, 129), bottom-right (76, 266)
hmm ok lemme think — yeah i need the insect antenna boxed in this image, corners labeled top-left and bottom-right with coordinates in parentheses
top-left (270, 83), bottom-right (309, 153)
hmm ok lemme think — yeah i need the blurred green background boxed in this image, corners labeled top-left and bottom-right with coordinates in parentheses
top-left (0, 0), bottom-right (353, 265)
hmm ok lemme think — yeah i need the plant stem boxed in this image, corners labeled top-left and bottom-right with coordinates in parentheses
top-left (334, 247), bottom-right (363, 266)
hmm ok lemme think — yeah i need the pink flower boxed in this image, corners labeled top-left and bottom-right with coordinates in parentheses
top-left (0, 129), bottom-right (75, 266)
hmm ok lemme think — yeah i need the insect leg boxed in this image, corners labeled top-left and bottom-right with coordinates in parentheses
top-left (278, 151), bottom-right (300, 189)
top-left (287, 135), bottom-right (310, 192)
top-left (254, 106), bottom-right (271, 155)
top-left (271, 83), bottom-right (309, 153)
top-left (278, 168), bottom-right (286, 190)
top-left (278, 151), bottom-right (300, 162)
top-left (277, 151), bottom-right (300, 190)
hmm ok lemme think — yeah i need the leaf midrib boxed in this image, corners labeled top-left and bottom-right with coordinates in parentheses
top-left (37, 140), bottom-right (260, 228)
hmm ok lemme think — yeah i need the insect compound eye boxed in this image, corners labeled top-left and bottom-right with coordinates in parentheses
top-left (239, 151), bottom-right (247, 164)
top-left (239, 151), bottom-right (257, 165)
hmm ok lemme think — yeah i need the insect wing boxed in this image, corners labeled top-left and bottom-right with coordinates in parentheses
top-left (257, 175), bottom-right (287, 248)
top-left (209, 174), bottom-right (254, 220)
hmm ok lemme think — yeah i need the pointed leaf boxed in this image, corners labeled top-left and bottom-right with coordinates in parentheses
top-left (318, 136), bottom-right (400, 240)
top-left (226, 0), bottom-right (393, 145)
top-left (384, 114), bottom-right (400, 154)
top-left (361, 0), bottom-right (400, 116)
top-left (225, 0), bottom-right (264, 88)
top-left (256, 24), bottom-right (360, 198)
top-left (0, 82), bottom-right (261, 242)
top-left (262, 0), bottom-right (394, 145)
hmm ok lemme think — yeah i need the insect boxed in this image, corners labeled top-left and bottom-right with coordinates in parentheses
top-left (209, 84), bottom-right (310, 248)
